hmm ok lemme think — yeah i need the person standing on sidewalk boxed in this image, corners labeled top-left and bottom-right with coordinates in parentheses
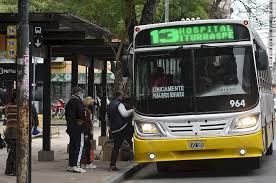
top-left (4, 89), bottom-right (17, 176)
top-left (82, 96), bottom-right (97, 169)
top-left (106, 91), bottom-right (134, 171)
top-left (65, 86), bottom-right (86, 173)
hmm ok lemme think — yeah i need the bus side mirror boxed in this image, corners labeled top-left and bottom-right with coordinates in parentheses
top-left (256, 50), bottom-right (268, 70)
top-left (122, 54), bottom-right (133, 78)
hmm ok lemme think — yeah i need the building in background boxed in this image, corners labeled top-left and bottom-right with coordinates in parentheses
top-left (50, 61), bottom-right (115, 103)
top-left (32, 60), bottom-right (115, 113)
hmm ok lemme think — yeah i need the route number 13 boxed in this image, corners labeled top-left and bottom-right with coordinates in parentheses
top-left (230, 99), bottom-right (245, 108)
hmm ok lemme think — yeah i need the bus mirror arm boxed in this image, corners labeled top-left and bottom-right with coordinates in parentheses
top-left (122, 53), bottom-right (133, 78)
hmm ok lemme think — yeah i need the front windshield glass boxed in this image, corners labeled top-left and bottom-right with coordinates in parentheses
top-left (134, 46), bottom-right (258, 115)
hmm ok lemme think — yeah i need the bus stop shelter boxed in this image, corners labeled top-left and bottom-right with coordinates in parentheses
top-left (0, 13), bottom-right (117, 160)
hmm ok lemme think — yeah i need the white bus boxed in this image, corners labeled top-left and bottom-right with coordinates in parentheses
top-left (128, 19), bottom-right (274, 171)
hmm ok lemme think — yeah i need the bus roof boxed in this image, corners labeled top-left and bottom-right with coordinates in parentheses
top-left (135, 19), bottom-right (250, 30)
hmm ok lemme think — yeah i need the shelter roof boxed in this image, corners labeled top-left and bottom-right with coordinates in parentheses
top-left (0, 13), bottom-right (112, 39)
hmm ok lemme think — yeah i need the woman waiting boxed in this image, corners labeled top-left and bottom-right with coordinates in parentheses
top-left (82, 97), bottom-right (97, 169)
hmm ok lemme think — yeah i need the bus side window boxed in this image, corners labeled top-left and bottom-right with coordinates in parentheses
top-left (255, 42), bottom-right (269, 71)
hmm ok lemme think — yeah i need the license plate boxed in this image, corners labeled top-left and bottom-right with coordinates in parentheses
top-left (188, 141), bottom-right (205, 150)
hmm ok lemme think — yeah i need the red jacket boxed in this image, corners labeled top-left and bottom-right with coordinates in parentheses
top-left (84, 109), bottom-right (93, 138)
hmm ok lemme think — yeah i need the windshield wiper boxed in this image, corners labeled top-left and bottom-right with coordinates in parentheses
top-left (139, 46), bottom-right (184, 58)
top-left (200, 44), bottom-right (236, 48)
top-left (167, 45), bottom-right (183, 55)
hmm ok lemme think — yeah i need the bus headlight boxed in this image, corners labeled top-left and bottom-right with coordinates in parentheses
top-left (234, 116), bottom-right (258, 129)
top-left (136, 122), bottom-right (160, 134)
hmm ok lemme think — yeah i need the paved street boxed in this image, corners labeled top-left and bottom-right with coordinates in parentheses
top-left (124, 141), bottom-right (276, 183)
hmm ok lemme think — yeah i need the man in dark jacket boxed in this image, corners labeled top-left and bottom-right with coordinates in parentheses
top-left (106, 91), bottom-right (133, 171)
top-left (65, 86), bottom-right (86, 173)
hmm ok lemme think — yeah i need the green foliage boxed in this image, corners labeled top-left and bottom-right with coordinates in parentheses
top-left (168, 0), bottom-right (210, 22)
top-left (0, 0), bottom-right (211, 38)
top-left (29, 0), bottom-right (66, 12)
top-left (0, 0), bottom-right (17, 12)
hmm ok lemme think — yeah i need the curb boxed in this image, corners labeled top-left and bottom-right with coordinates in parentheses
top-left (104, 163), bottom-right (148, 183)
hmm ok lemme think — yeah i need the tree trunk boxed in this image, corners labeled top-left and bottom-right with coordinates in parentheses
top-left (139, 0), bottom-right (160, 25)
top-left (17, 0), bottom-right (30, 182)
top-left (112, 0), bottom-right (136, 94)
top-left (112, 0), bottom-right (161, 95)
top-left (209, 0), bottom-right (226, 19)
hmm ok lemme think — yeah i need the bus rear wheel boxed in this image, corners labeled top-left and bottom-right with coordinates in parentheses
top-left (266, 143), bottom-right (273, 156)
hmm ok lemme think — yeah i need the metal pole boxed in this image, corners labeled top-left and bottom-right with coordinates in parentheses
top-left (100, 61), bottom-right (107, 136)
top-left (43, 46), bottom-right (51, 151)
top-left (32, 58), bottom-right (36, 103)
top-left (85, 66), bottom-right (88, 96)
top-left (88, 57), bottom-right (94, 98)
top-left (71, 56), bottom-right (78, 88)
top-left (165, 0), bottom-right (170, 22)
top-left (17, 0), bottom-right (30, 182)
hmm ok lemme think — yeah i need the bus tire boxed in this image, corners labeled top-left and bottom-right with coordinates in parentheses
top-left (266, 143), bottom-right (273, 156)
top-left (156, 162), bottom-right (169, 173)
top-left (248, 157), bottom-right (260, 169)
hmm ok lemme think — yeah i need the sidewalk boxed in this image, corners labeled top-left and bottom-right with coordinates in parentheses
top-left (0, 119), bottom-right (141, 183)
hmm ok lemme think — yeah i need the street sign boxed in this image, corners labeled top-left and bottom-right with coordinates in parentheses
top-left (6, 38), bottom-right (17, 59)
top-left (34, 26), bottom-right (42, 34)
top-left (5, 25), bottom-right (17, 61)
top-left (33, 26), bottom-right (43, 48)
top-left (7, 38), bottom-right (17, 49)
top-left (32, 56), bottom-right (44, 64)
top-left (34, 37), bottom-right (42, 48)
top-left (7, 49), bottom-right (16, 59)
top-left (0, 63), bottom-right (16, 80)
top-left (7, 25), bottom-right (17, 36)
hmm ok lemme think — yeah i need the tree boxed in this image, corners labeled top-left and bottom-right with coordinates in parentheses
top-left (169, 0), bottom-right (209, 21)
top-left (232, 0), bottom-right (269, 28)
top-left (140, 0), bottom-right (160, 24)
top-left (112, 0), bottom-right (162, 94)
top-left (0, 0), bottom-right (212, 94)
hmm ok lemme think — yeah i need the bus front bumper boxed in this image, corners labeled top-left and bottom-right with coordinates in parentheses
top-left (134, 130), bottom-right (264, 163)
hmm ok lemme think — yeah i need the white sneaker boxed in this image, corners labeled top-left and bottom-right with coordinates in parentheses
top-left (86, 163), bottom-right (97, 169)
top-left (72, 166), bottom-right (86, 173)
top-left (67, 166), bottom-right (74, 172)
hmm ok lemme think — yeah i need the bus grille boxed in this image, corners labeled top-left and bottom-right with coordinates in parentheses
top-left (165, 120), bottom-right (228, 136)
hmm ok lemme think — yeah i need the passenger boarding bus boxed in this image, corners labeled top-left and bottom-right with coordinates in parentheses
top-left (130, 19), bottom-right (274, 171)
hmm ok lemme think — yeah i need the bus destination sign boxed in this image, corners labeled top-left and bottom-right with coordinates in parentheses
top-left (150, 24), bottom-right (235, 45)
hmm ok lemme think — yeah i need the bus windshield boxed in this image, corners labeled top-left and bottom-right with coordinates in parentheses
top-left (134, 45), bottom-right (258, 115)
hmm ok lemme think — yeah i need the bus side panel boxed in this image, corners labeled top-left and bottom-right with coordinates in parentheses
top-left (266, 120), bottom-right (274, 150)
top-left (261, 92), bottom-right (274, 152)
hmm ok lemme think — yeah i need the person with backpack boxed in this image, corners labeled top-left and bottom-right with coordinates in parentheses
top-left (106, 91), bottom-right (133, 171)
